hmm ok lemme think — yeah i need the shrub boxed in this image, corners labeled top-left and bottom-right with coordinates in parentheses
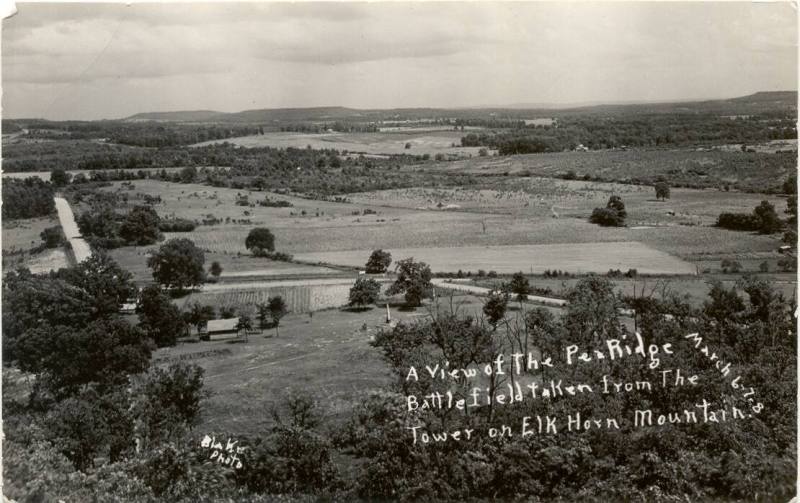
top-left (590, 207), bottom-right (624, 227)
top-left (349, 277), bottom-right (381, 307)
top-left (717, 212), bottom-right (758, 231)
top-left (158, 219), bottom-right (196, 232)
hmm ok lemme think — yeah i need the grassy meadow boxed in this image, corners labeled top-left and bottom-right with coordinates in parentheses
top-left (191, 129), bottom-right (491, 157)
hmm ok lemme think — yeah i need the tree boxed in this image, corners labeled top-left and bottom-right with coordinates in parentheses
top-left (590, 207), bottom-right (624, 227)
top-left (245, 228), bottom-right (275, 256)
top-left (268, 296), bottom-right (288, 336)
top-left (386, 258), bottom-right (432, 308)
top-left (209, 261), bottom-right (223, 280)
top-left (119, 206), bottom-right (162, 245)
top-left (506, 272), bottom-right (530, 303)
top-left (753, 200), bottom-right (783, 234)
top-left (607, 195), bottom-right (627, 219)
top-left (349, 277), bottom-right (381, 308)
top-left (236, 314), bottom-right (253, 333)
top-left (184, 303), bottom-right (215, 334)
top-left (148, 238), bottom-right (206, 291)
top-left (365, 249), bottom-right (392, 274)
top-left (137, 285), bottom-right (186, 347)
top-left (55, 251), bottom-right (136, 319)
top-left (14, 317), bottom-right (154, 395)
top-left (482, 290), bottom-right (509, 327)
top-left (132, 363), bottom-right (206, 450)
top-left (40, 226), bottom-right (63, 248)
top-left (590, 195), bottom-right (627, 227)
top-left (50, 168), bottom-right (71, 187)
top-left (654, 181), bottom-right (670, 201)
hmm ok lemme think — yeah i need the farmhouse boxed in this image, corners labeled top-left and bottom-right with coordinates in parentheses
top-left (204, 318), bottom-right (240, 341)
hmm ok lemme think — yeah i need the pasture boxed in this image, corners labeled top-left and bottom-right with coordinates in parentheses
top-left (101, 179), bottom-right (785, 272)
top-left (191, 129), bottom-right (491, 157)
top-left (1, 215), bottom-right (70, 274)
top-left (152, 291), bottom-right (494, 436)
top-left (294, 242), bottom-right (698, 275)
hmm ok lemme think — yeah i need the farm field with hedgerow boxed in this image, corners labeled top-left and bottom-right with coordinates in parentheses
top-left (191, 129), bottom-right (492, 157)
top-left (100, 177), bottom-right (787, 273)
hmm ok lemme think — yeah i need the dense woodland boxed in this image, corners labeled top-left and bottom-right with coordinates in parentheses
top-left (2, 178), bottom-right (55, 219)
top-left (3, 258), bottom-right (796, 501)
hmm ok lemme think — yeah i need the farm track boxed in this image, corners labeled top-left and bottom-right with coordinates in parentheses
top-left (432, 278), bottom-right (567, 306)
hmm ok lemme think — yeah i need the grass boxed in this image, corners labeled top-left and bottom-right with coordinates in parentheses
top-left (152, 293), bottom-right (493, 435)
top-left (108, 246), bottom-right (342, 284)
top-left (100, 179), bottom-right (785, 268)
top-left (1, 216), bottom-right (58, 254)
top-left (294, 242), bottom-right (698, 275)
top-left (191, 130), bottom-right (490, 157)
top-left (1, 215), bottom-right (70, 274)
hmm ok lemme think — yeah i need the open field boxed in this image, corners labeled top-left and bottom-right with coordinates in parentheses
top-left (191, 130), bottom-right (492, 157)
top-left (346, 177), bottom-right (788, 223)
top-left (100, 179), bottom-right (786, 269)
top-left (1, 215), bottom-right (58, 254)
top-left (108, 246), bottom-right (342, 284)
top-left (1, 215), bottom-right (71, 274)
top-left (295, 242), bottom-right (698, 275)
top-left (151, 292), bottom-right (517, 436)
top-left (416, 148), bottom-right (796, 191)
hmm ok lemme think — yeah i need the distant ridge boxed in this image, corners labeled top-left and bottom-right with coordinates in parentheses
top-left (126, 110), bottom-right (225, 122)
top-left (121, 91), bottom-right (796, 124)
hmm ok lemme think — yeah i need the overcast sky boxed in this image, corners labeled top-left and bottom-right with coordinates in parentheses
top-left (2, 1), bottom-right (797, 120)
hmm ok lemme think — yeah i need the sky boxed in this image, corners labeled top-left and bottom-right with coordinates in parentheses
top-left (2, 1), bottom-right (797, 120)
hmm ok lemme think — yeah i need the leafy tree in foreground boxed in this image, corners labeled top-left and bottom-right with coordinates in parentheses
top-left (349, 277), bottom-right (381, 307)
top-left (14, 317), bottom-right (154, 395)
top-left (365, 249), bottom-right (392, 273)
top-left (147, 238), bottom-right (206, 291)
top-left (137, 285), bottom-right (186, 347)
top-left (482, 289), bottom-right (509, 328)
top-left (386, 257), bottom-right (432, 308)
top-left (506, 271), bottom-right (530, 303)
top-left (245, 228), bottom-right (276, 257)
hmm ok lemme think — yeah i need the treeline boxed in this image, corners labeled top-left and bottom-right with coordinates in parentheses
top-left (461, 113), bottom-right (797, 153)
top-left (2, 178), bottom-right (55, 219)
top-left (279, 122), bottom-right (379, 133)
top-left (10, 120), bottom-right (263, 147)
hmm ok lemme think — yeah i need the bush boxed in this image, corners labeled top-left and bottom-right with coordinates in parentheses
top-left (590, 207), bottom-right (624, 227)
top-left (158, 219), bottom-right (196, 232)
top-left (717, 212), bottom-right (758, 231)
top-left (40, 226), bottom-right (63, 249)
top-left (721, 259), bottom-right (742, 273)
top-left (349, 277), bottom-right (381, 307)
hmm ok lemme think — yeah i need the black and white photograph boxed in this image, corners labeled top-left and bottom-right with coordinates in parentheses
top-left (1, 1), bottom-right (798, 501)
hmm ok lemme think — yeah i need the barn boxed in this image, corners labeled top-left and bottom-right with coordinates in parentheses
top-left (204, 318), bottom-right (240, 341)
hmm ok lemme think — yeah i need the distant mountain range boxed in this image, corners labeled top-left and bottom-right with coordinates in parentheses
top-left (124, 91), bottom-right (797, 124)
